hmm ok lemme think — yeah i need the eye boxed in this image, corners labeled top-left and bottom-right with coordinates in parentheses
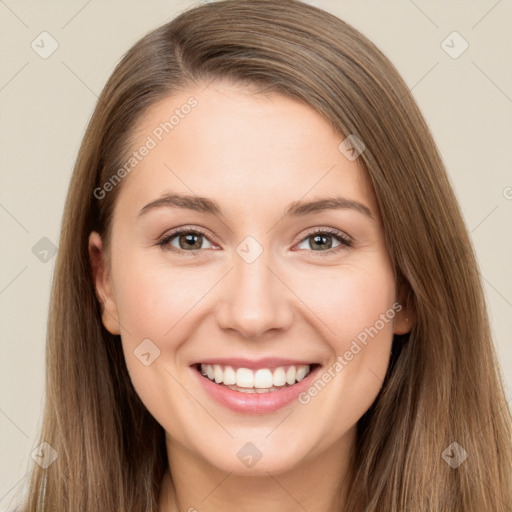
top-left (157, 226), bottom-right (353, 255)
top-left (158, 227), bottom-right (216, 253)
top-left (294, 228), bottom-right (352, 253)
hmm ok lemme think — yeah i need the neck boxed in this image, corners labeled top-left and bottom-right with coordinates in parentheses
top-left (158, 427), bottom-right (356, 512)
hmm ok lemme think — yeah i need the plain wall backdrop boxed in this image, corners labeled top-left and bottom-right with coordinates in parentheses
top-left (1, 0), bottom-right (511, 508)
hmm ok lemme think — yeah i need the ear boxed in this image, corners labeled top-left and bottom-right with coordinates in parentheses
top-left (393, 287), bottom-right (416, 335)
top-left (88, 231), bottom-right (121, 335)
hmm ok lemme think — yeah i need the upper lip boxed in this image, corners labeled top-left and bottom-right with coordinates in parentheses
top-left (191, 357), bottom-right (319, 370)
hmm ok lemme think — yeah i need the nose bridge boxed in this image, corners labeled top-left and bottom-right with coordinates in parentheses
top-left (215, 236), bottom-right (293, 338)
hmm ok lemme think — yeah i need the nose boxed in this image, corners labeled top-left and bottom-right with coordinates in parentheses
top-left (215, 248), bottom-right (294, 339)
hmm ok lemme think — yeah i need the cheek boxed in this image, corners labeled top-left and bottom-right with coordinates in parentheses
top-left (112, 254), bottom-right (207, 342)
top-left (290, 256), bottom-right (397, 351)
top-left (110, 255), bottom-right (206, 436)
top-left (293, 258), bottom-right (397, 429)
top-left (291, 256), bottom-right (396, 404)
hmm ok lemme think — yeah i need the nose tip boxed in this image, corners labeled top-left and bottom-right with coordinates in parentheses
top-left (215, 256), bottom-right (294, 339)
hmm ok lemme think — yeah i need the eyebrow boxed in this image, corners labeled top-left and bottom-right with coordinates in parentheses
top-left (138, 193), bottom-right (374, 221)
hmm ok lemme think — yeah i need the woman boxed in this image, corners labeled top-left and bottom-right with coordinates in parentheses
top-left (16, 0), bottom-right (512, 510)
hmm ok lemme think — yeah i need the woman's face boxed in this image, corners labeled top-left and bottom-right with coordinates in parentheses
top-left (90, 81), bottom-right (410, 476)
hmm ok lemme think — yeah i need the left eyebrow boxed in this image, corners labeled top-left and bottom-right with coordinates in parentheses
top-left (284, 196), bottom-right (375, 221)
top-left (137, 192), bottom-right (375, 222)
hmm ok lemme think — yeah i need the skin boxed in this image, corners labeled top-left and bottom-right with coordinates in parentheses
top-left (89, 81), bottom-right (414, 512)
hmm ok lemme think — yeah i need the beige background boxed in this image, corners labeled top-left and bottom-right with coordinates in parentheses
top-left (1, 0), bottom-right (511, 508)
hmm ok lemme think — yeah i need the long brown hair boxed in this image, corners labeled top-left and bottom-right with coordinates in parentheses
top-left (15, 1), bottom-right (512, 510)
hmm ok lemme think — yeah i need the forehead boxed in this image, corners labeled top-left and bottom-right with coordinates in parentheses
top-left (114, 82), bottom-right (378, 222)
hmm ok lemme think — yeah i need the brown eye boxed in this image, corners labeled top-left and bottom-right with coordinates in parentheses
top-left (308, 233), bottom-right (335, 250)
top-left (295, 229), bottom-right (352, 252)
top-left (159, 229), bottom-right (215, 252)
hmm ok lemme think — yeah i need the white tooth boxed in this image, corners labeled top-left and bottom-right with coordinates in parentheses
top-left (237, 386), bottom-right (254, 393)
top-left (213, 364), bottom-right (223, 383)
top-left (295, 364), bottom-right (310, 382)
top-left (236, 367), bottom-right (254, 388)
top-left (272, 367), bottom-right (286, 387)
top-left (223, 365), bottom-right (236, 385)
top-left (254, 369), bottom-right (273, 388)
top-left (285, 366), bottom-right (296, 385)
top-left (200, 363), bottom-right (312, 388)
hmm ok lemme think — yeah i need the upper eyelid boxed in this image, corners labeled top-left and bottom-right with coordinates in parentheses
top-left (164, 226), bottom-right (218, 245)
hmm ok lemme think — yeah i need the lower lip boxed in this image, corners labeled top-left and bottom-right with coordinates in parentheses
top-left (191, 364), bottom-right (321, 414)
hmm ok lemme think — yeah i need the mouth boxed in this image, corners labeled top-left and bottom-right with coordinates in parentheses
top-left (193, 362), bottom-right (321, 394)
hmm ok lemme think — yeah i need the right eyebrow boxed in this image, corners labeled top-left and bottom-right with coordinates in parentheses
top-left (138, 193), bottom-right (222, 218)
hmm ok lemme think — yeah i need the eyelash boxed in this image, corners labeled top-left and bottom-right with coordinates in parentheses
top-left (157, 226), bottom-right (353, 256)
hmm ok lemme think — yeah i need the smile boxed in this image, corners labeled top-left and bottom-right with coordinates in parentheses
top-left (192, 361), bottom-right (322, 414)
top-left (198, 363), bottom-right (314, 393)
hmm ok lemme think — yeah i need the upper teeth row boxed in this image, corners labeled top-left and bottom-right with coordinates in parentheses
top-left (200, 364), bottom-right (312, 388)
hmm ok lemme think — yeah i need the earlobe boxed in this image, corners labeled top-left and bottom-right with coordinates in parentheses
top-left (393, 289), bottom-right (416, 335)
top-left (88, 231), bottom-right (121, 335)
